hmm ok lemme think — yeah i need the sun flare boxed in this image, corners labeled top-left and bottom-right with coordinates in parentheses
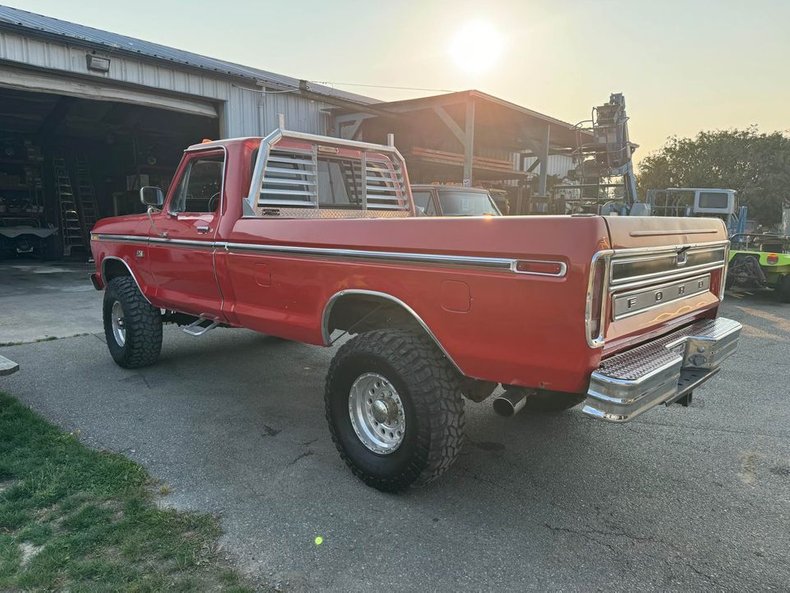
top-left (448, 21), bottom-right (505, 74)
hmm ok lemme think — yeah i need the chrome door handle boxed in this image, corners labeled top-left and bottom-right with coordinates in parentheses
top-left (196, 225), bottom-right (210, 234)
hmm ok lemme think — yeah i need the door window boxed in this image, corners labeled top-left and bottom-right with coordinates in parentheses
top-left (171, 153), bottom-right (224, 214)
top-left (412, 190), bottom-right (436, 215)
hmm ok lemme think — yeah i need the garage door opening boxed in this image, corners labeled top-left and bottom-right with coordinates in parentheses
top-left (0, 86), bottom-right (219, 258)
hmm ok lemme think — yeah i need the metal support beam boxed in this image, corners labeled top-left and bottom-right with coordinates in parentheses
top-left (432, 106), bottom-right (466, 146)
top-left (334, 113), bottom-right (377, 140)
top-left (520, 124), bottom-right (551, 197)
top-left (345, 119), bottom-right (364, 140)
top-left (463, 99), bottom-right (475, 185)
top-left (537, 123), bottom-right (550, 197)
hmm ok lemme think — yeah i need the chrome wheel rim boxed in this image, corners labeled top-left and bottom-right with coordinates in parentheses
top-left (349, 373), bottom-right (406, 454)
top-left (111, 301), bottom-right (126, 346)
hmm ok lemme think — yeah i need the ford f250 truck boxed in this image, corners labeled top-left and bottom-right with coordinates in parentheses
top-left (89, 129), bottom-right (742, 492)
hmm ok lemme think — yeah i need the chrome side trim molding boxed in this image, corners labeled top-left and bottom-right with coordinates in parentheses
top-left (230, 241), bottom-right (566, 276)
top-left (321, 289), bottom-right (463, 373)
top-left (226, 241), bottom-right (513, 271)
top-left (94, 233), bottom-right (569, 277)
top-left (94, 234), bottom-right (149, 244)
top-left (510, 260), bottom-right (568, 277)
top-left (95, 234), bottom-right (217, 250)
top-left (100, 256), bottom-right (152, 304)
top-left (629, 229), bottom-right (719, 237)
top-left (148, 237), bottom-right (217, 248)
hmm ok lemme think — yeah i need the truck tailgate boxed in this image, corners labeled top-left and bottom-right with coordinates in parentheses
top-left (599, 216), bottom-right (730, 355)
top-left (603, 216), bottom-right (728, 249)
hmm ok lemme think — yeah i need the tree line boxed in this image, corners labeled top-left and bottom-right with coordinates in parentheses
top-left (637, 127), bottom-right (790, 225)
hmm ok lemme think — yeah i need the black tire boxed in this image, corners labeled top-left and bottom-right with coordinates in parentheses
top-left (103, 276), bottom-right (162, 369)
top-left (776, 275), bottom-right (790, 303)
top-left (513, 388), bottom-right (585, 413)
top-left (325, 329), bottom-right (464, 492)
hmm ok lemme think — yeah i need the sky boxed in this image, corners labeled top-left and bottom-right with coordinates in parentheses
top-left (3, 0), bottom-right (789, 167)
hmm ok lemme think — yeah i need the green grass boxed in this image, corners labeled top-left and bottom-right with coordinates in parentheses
top-left (0, 392), bottom-right (252, 592)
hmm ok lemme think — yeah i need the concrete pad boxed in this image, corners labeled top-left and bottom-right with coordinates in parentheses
top-left (0, 260), bottom-right (102, 344)
top-left (1, 262), bottom-right (788, 589)
top-left (2, 295), bottom-right (789, 591)
top-left (0, 354), bottom-right (19, 375)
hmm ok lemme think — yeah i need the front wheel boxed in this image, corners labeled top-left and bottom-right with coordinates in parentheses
top-left (325, 329), bottom-right (465, 492)
top-left (103, 276), bottom-right (162, 368)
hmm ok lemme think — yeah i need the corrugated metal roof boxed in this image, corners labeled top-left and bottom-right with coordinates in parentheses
top-left (0, 5), bottom-right (378, 106)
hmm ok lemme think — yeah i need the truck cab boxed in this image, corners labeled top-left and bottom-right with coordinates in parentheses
top-left (411, 184), bottom-right (501, 216)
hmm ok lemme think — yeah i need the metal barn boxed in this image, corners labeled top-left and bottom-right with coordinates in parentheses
top-left (0, 6), bottom-right (375, 256)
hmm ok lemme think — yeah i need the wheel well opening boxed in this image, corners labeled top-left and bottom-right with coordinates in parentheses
top-left (325, 294), bottom-right (422, 340)
top-left (324, 292), bottom-right (475, 393)
top-left (103, 259), bottom-right (132, 282)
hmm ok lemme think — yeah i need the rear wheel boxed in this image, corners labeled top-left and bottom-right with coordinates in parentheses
top-left (103, 277), bottom-right (162, 368)
top-left (325, 329), bottom-right (464, 492)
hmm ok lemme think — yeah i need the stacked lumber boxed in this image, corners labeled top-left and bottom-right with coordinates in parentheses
top-left (410, 147), bottom-right (514, 173)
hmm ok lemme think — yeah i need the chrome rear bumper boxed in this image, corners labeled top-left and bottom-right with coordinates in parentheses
top-left (582, 317), bottom-right (741, 422)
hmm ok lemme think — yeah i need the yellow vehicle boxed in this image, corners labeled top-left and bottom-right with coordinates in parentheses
top-left (728, 233), bottom-right (790, 302)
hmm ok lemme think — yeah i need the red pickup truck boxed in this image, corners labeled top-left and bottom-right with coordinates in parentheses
top-left (90, 130), bottom-right (741, 491)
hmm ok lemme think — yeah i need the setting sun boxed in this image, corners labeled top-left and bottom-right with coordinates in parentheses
top-left (448, 20), bottom-right (505, 74)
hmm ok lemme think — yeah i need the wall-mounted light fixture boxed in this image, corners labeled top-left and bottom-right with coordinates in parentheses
top-left (86, 54), bottom-right (111, 73)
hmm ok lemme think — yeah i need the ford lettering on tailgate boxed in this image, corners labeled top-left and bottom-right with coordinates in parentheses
top-left (613, 274), bottom-right (711, 319)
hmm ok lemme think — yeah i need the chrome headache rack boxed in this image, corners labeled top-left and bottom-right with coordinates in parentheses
top-left (245, 129), bottom-right (413, 218)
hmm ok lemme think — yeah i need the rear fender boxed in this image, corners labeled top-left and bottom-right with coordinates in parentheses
top-left (321, 289), bottom-right (463, 374)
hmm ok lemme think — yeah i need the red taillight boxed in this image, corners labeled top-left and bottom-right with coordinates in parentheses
top-left (587, 257), bottom-right (608, 346)
top-left (711, 268), bottom-right (725, 299)
top-left (514, 260), bottom-right (565, 276)
top-left (767, 253), bottom-right (779, 265)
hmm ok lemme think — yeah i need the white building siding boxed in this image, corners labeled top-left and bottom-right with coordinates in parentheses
top-left (259, 89), bottom-right (327, 135)
top-left (0, 28), bottom-right (334, 138)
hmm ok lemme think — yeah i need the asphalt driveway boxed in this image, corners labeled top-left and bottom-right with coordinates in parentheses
top-left (1, 262), bottom-right (788, 591)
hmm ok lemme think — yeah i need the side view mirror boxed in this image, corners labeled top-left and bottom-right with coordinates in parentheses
top-left (140, 186), bottom-right (164, 208)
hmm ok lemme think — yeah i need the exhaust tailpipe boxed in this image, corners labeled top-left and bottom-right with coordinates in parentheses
top-left (492, 389), bottom-right (531, 417)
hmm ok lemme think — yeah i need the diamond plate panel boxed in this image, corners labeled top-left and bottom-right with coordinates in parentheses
top-left (597, 317), bottom-right (741, 381)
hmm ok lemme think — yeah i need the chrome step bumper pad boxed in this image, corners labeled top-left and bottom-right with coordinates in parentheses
top-left (582, 317), bottom-right (742, 422)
